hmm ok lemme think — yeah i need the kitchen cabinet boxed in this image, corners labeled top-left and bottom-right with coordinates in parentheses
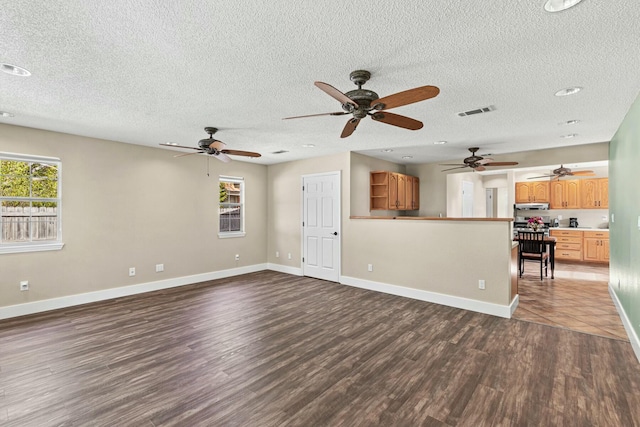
top-left (549, 179), bottom-right (581, 209)
top-left (406, 175), bottom-right (420, 210)
top-left (370, 171), bottom-right (419, 211)
top-left (550, 229), bottom-right (582, 261)
top-left (580, 178), bottom-right (608, 208)
top-left (515, 181), bottom-right (550, 203)
top-left (583, 230), bottom-right (609, 263)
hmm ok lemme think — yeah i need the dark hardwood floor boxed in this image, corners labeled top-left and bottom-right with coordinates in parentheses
top-left (1, 270), bottom-right (639, 426)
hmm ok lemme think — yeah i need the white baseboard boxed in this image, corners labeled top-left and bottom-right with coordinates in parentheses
top-left (609, 284), bottom-right (640, 364)
top-left (267, 263), bottom-right (303, 276)
top-left (0, 263), bottom-right (268, 321)
top-left (340, 275), bottom-right (514, 318)
top-left (510, 294), bottom-right (519, 317)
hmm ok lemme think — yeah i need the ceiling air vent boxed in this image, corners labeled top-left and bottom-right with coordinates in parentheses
top-left (271, 150), bottom-right (289, 154)
top-left (457, 105), bottom-right (495, 117)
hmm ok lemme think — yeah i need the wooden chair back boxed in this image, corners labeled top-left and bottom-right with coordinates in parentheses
top-left (517, 231), bottom-right (546, 256)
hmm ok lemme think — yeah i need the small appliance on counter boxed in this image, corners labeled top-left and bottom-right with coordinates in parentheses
top-left (551, 218), bottom-right (559, 227)
top-left (569, 218), bottom-right (579, 228)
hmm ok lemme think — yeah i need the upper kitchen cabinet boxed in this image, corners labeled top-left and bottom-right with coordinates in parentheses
top-left (370, 171), bottom-right (419, 211)
top-left (515, 181), bottom-right (550, 203)
top-left (580, 178), bottom-right (608, 209)
top-left (549, 180), bottom-right (581, 209)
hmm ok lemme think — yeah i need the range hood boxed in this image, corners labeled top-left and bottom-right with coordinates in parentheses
top-left (514, 203), bottom-right (549, 210)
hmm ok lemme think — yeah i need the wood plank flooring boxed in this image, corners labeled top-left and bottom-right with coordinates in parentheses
top-left (514, 261), bottom-right (628, 341)
top-left (1, 270), bottom-right (639, 426)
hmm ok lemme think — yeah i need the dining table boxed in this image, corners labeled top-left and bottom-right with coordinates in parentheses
top-left (513, 235), bottom-right (557, 279)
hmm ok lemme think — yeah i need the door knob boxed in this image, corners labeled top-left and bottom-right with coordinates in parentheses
top-left (332, 232), bottom-right (338, 236)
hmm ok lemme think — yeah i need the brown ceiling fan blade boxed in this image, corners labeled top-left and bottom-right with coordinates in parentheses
top-left (174, 150), bottom-right (205, 158)
top-left (439, 163), bottom-right (467, 166)
top-left (341, 118), bottom-right (360, 138)
top-left (221, 149), bottom-right (262, 158)
top-left (570, 170), bottom-right (595, 176)
top-left (528, 174), bottom-right (555, 179)
top-left (441, 166), bottom-right (469, 172)
top-left (283, 111), bottom-right (348, 120)
top-left (371, 112), bottom-right (423, 130)
top-left (160, 143), bottom-right (201, 150)
top-left (484, 162), bottom-right (519, 166)
top-left (314, 81), bottom-right (358, 107)
top-left (373, 85), bottom-right (440, 110)
top-left (214, 153), bottom-right (232, 163)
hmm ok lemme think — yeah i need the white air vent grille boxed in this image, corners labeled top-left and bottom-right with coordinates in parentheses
top-left (457, 105), bottom-right (495, 117)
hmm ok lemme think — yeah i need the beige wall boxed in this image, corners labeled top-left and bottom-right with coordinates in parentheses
top-left (0, 124), bottom-right (267, 308)
top-left (266, 152), bottom-right (350, 267)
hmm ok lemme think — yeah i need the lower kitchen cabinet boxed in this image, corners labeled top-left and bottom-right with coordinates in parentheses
top-left (550, 229), bottom-right (583, 261)
top-left (583, 230), bottom-right (610, 262)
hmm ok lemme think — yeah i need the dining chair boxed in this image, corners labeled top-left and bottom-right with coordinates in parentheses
top-left (517, 231), bottom-right (549, 280)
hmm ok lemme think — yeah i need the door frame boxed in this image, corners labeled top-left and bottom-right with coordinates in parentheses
top-left (301, 170), bottom-right (341, 281)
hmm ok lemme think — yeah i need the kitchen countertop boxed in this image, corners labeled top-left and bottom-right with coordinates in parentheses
top-left (550, 227), bottom-right (609, 232)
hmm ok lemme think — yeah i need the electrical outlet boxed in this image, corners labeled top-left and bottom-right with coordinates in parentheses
top-left (276, 251), bottom-right (280, 258)
top-left (611, 213), bottom-right (615, 223)
top-left (367, 264), bottom-right (373, 272)
top-left (155, 263), bottom-right (164, 272)
top-left (557, 214), bottom-right (563, 220)
top-left (129, 267), bottom-right (136, 277)
top-left (20, 280), bottom-right (29, 291)
top-left (288, 253), bottom-right (292, 260)
top-left (478, 279), bottom-right (485, 290)
top-left (235, 254), bottom-right (240, 261)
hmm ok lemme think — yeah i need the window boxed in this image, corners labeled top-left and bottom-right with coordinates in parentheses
top-left (219, 176), bottom-right (244, 238)
top-left (1, 152), bottom-right (64, 254)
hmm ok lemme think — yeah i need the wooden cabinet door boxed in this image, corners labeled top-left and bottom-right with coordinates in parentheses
top-left (388, 173), bottom-right (399, 209)
top-left (580, 179), bottom-right (598, 208)
top-left (564, 180), bottom-right (581, 209)
top-left (515, 182), bottom-right (532, 203)
top-left (549, 181), bottom-right (564, 208)
top-left (411, 176), bottom-right (420, 210)
top-left (531, 181), bottom-right (549, 202)
top-left (583, 238), bottom-right (600, 262)
top-left (397, 174), bottom-right (407, 209)
top-left (602, 239), bottom-right (610, 261)
top-left (599, 178), bottom-right (609, 208)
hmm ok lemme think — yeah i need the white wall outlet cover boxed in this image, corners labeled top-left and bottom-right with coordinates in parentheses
top-left (611, 213), bottom-right (614, 223)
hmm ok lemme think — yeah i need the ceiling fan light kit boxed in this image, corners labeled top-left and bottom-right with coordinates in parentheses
top-left (284, 70), bottom-right (439, 138)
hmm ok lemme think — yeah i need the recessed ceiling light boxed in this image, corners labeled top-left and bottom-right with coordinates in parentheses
top-left (166, 142), bottom-right (178, 146)
top-left (382, 149), bottom-right (393, 153)
top-left (0, 111), bottom-right (15, 118)
top-left (0, 63), bottom-right (31, 76)
top-left (561, 133), bottom-right (577, 139)
top-left (555, 87), bottom-right (582, 97)
top-left (402, 156), bottom-right (413, 160)
top-left (564, 119), bottom-right (580, 125)
top-left (302, 144), bottom-right (315, 148)
top-left (433, 141), bottom-right (447, 145)
top-left (544, 0), bottom-right (584, 13)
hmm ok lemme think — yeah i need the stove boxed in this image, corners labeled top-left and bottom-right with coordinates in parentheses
top-left (513, 215), bottom-right (551, 237)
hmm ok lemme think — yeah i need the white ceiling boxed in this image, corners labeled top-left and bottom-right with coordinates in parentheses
top-left (1, 1), bottom-right (639, 166)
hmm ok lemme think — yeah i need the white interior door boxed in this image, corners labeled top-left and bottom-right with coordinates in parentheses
top-left (302, 172), bottom-right (340, 282)
top-left (462, 180), bottom-right (474, 217)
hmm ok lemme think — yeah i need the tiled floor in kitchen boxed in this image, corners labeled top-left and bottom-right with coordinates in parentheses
top-left (513, 261), bottom-right (629, 341)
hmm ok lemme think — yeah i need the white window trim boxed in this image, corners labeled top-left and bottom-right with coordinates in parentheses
top-left (218, 175), bottom-right (245, 238)
top-left (1, 152), bottom-right (64, 254)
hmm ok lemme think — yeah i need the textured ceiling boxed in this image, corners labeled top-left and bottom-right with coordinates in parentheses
top-left (1, 1), bottom-right (639, 165)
